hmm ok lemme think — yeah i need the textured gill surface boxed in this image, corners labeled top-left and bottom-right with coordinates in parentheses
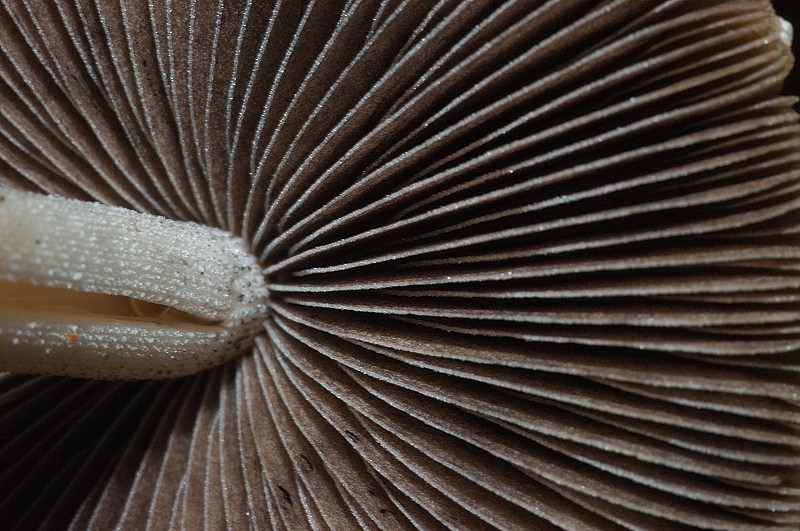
top-left (0, 0), bottom-right (799, 529)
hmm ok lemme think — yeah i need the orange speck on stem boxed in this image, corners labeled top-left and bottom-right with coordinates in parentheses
top-left (66, 332), bottom-right (78, 343)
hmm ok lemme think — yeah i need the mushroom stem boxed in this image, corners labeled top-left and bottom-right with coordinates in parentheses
top-left (0, 188), bottom-right (268, 379)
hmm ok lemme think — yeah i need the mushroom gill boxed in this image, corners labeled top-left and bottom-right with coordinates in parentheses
top-left (0, 1), bottom-right (799, 530)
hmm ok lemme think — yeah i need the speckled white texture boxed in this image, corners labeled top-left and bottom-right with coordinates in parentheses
top-left (0, 188), bottom-right (268, 379)
top-left (778, 15), bottom-right (793, 50)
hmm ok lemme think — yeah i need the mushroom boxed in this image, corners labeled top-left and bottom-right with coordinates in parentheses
top-left (1, 1), bottom-right (799, 529)
top-left (773, 0), bottom-right (800, 95)
top-left (0, 187), bottom-right (269, 379)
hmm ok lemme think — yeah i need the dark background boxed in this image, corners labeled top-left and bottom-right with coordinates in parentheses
top-left (772, 0), bottom-right (799, 98)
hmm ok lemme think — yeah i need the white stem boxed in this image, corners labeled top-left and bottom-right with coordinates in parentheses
top-left (777, 16), bottom-right (793, 51)
top-left (0, 188), bottom-right (268, 379)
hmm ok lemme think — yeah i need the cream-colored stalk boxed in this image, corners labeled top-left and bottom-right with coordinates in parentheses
top-left (0, 188), bottom-right (268, 379)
